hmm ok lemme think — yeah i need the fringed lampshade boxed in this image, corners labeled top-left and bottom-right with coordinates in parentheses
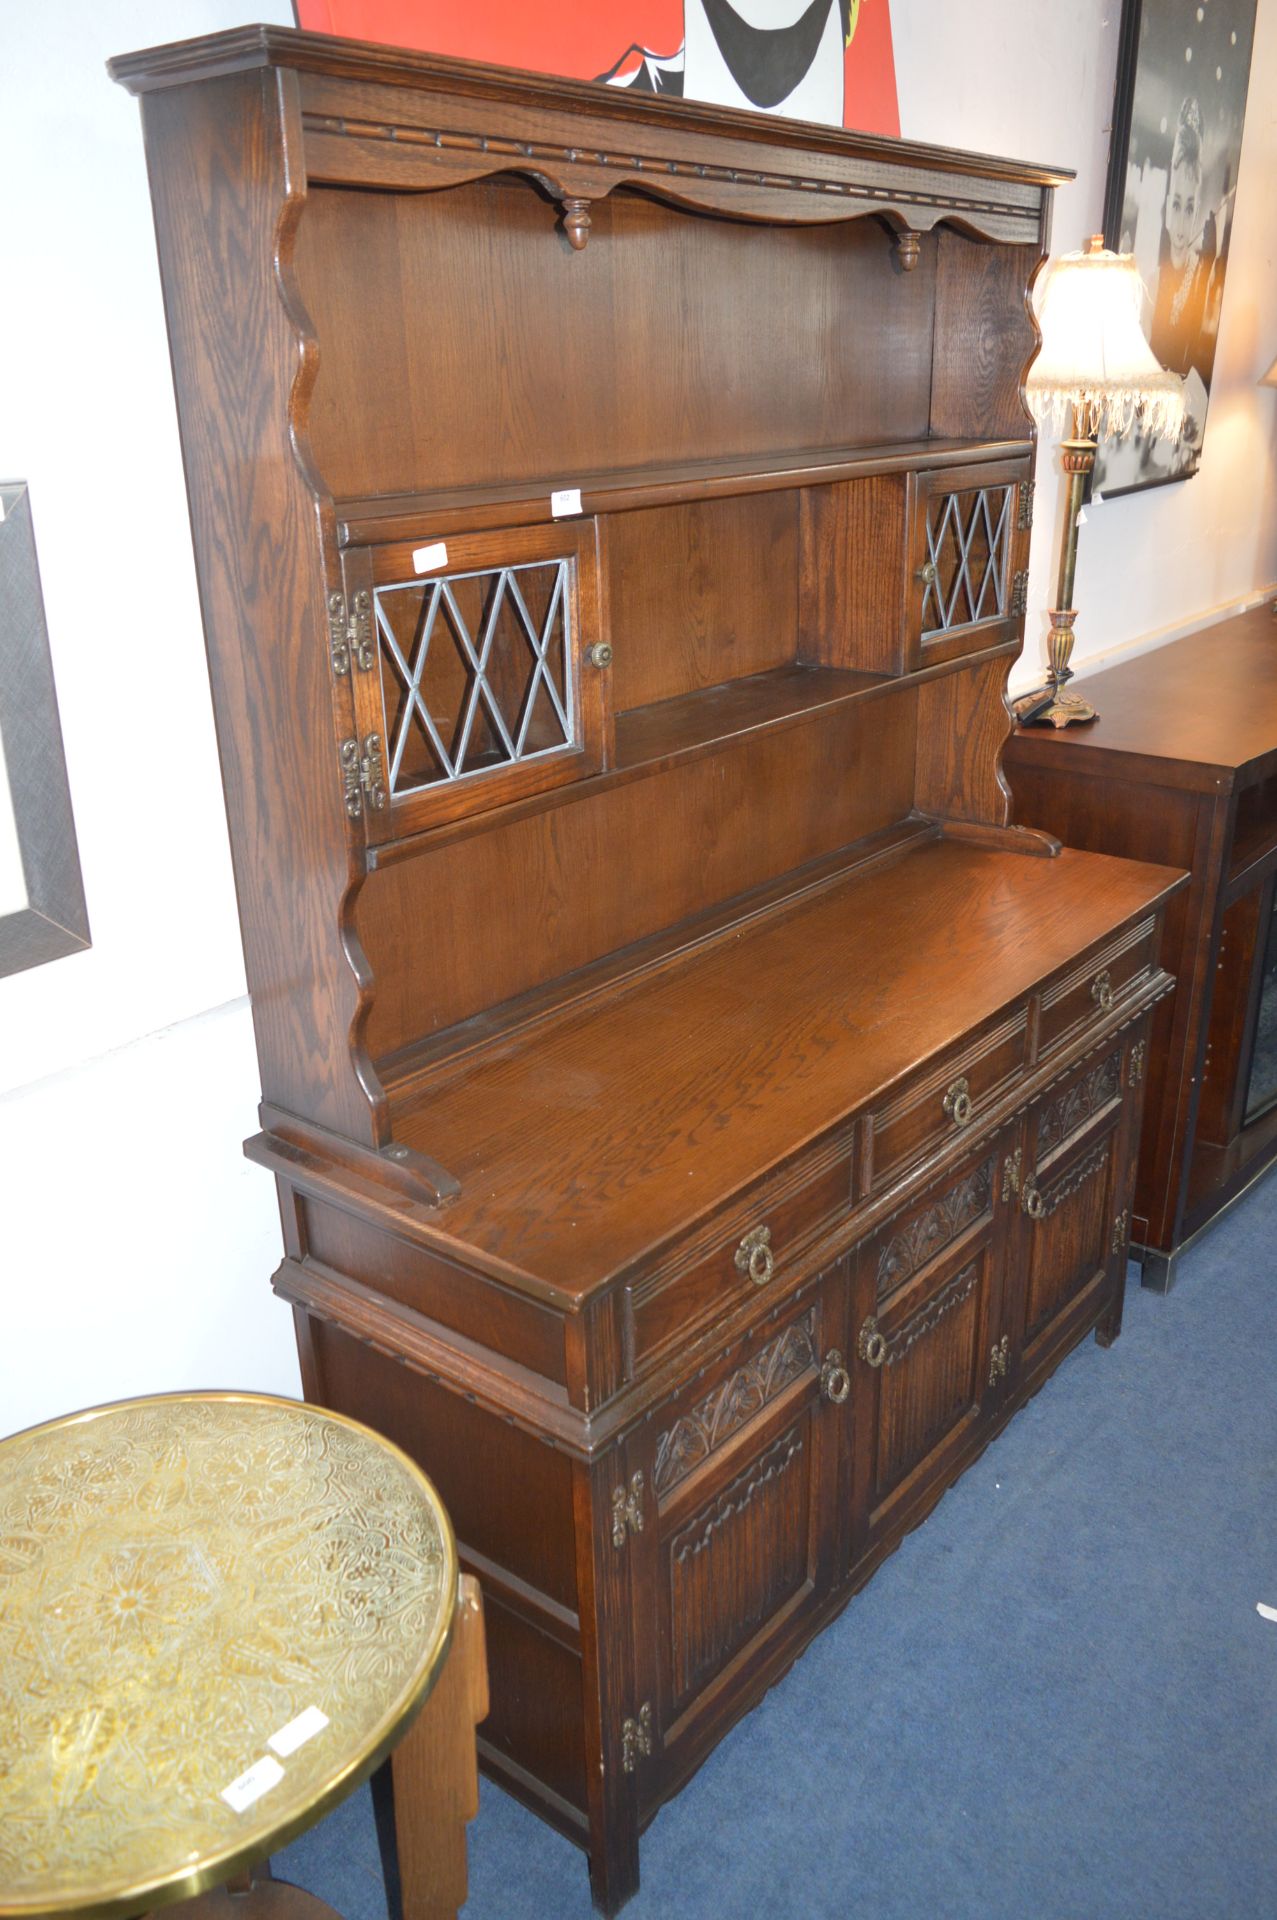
top-left (1025, 238), bottom-right (1186, 443)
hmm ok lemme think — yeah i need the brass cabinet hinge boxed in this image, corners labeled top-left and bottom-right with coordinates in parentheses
top-left (339, 732), bottom-right (387, 819)
top-left (988, 1333), bottom-right (1010, 1386)
top-left (1010, 569), bottom-right (1029, 619)
top-left (611, 1471), bottom-right (644, 1549)
top-left (621, 1702), bottom-right (653, 1774)
top-left (1018, 479), bottom-right (1035, 531)
top-left (1130, 1039), bottom-right (1147, 1086)
top-left (1112, 1208), bottom-right (1130, 1255)
top-left (327, 589), bottom-right (374, 676)
top-left (1001, 1147), bottom-right (1022, 1203)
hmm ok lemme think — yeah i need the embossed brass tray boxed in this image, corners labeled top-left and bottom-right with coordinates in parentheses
top-left (0, 1392), bottom-right (457, 1920)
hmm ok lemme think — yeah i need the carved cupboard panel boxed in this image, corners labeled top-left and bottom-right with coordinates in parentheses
top-left (850, 1142), bottom-right (1009, 1557)
top-left (630, 1275), bottom-right (847, 1790)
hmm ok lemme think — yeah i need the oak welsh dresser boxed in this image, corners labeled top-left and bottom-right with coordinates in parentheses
top-left (112, 29), bottom-right (1185, 1911)
top-left (1007, 604), bottom-right (1277, 1290)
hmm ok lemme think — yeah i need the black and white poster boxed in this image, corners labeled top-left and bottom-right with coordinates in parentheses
top-left (1095, 0), bottom-right (1257, 498)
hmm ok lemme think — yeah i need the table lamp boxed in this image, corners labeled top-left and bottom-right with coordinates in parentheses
top-left (1019, 235), bottom-right (1186, 727)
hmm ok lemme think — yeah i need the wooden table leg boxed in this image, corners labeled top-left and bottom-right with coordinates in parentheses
top-left (387, 1574), bottom-right (489, 1920)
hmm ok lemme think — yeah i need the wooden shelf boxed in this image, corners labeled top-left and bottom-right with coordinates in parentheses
top-left (336, 436), bottom-right (1032, 547)
top-left (614, 663), bottom-right (887, 771)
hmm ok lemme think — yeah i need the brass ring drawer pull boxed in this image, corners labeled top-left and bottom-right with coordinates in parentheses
top-left (1022, 1176), bottom-right (1045, 1220)
top-left (821, 1350), bottom-right (851, 1404)
top-left (858, 1316), bottom-right (887, 1369)
top-left (1091, 969), bottom-right (1114, 1012)
top-left (735, 1225), bottom-right (775, 1286)
top-left (943, 1076), bottom-right (974, 1128)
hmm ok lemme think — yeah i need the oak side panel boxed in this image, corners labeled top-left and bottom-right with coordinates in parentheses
top-left (606, 494), bottom-right (800, 711)
top-left (928, 232), bottom-right (1038, 441)
top-left (913, 654), bottom-right (1014, 826)
top-left (358, 690), bottom-right (919, 1052)
top-left (798, 475), bottom-right (909, 674)
top-left (138, 69), bottom-right (378, 1142)
top-left (295, 178), bottom-right (937, 501)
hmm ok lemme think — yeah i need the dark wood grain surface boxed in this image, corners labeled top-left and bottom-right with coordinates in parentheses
top-left (1007, 604), bottom-right (1277, 788)
top-left (395, 839), bottom-right (1180, 1292)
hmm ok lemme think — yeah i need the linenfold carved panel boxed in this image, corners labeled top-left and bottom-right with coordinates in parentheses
top-left (653, 1311), bottom-right (816, 1498)
top-left (883, 1261), bottom-right (980, 1365)
top-left (666, 1426), bottom-right (808, 1708)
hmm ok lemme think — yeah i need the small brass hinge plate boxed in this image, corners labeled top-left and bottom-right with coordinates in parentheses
top-left (611, 1471), bottom-right (644, 1549)
top-left (1018, 479), bottom-right (1035, 531)
top-left (328, 589), bottom-right (374, 677)
top-left (1001, 1147), bottom-right (1022, 1203)
top-left (1010, 569), bottom-right (1029, 619)
top-left (1130, 1039), bottom-right (1146, 1086)
top-left (621, 1702), bottom-right (653, 1774)
top-left (339, 732), bottom-right (388, 818)
top-left (988, 1333), bottom-right (1010, 1386)
top-left (1112, 1208), bottom-right (1130, 1255)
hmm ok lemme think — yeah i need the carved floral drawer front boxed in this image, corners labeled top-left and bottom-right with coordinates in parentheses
top-left (624, 1134), bottom-right (854, 1374)
top-left (1036, 918), bottom-right (1157, 1056)
top-left (1030, 1044), bottom-right (1125, 1166)
top-left (867, 1008), bottom-right (1028, 1192)
top-left (873, 1152), bottom-right (997, 1302)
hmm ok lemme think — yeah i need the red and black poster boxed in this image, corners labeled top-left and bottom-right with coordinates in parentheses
top-left (294, 0), bottom-right (899, 135)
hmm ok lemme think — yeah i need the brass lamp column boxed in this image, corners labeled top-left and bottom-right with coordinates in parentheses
top-left (1023, 235), bottom-right (1186, 727)
top-left (1041, 414), bottom-right (1099, 727)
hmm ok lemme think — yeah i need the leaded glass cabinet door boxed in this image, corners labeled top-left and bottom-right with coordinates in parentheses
top-left (340, 521), bottom-right (608, 841)
top-left (907, 458), bottom-right (1032, 669)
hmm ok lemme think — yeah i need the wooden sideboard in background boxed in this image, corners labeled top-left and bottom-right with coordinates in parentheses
top-left (1006, 603), bottom-right (1277, 1289)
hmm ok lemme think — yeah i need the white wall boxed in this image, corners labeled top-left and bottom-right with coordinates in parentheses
top-left (893, 0), bottom-right (1277, 685)
top-left (2, 0), bottom-right (1274, 1439)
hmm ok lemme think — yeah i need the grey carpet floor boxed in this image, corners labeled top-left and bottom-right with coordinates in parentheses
top-left (277, 1164), bottom-right (1277, 1918)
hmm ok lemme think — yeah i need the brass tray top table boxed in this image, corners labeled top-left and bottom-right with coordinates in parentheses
top-left (0, 1392), bottom-right (486, 1920)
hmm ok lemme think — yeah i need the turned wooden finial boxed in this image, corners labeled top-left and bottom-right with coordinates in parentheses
top-left (560, 197), bottom-right (592, 250)
top-left (894, 229), bottom-right (921, 272)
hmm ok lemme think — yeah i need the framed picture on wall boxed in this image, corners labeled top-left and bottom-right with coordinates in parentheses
top-left (1094, 0), bottom-right (1257, 499)
top-left (291, 0), bottom-right (900, 135)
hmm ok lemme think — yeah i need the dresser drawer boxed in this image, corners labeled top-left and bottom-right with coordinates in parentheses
top-left (1037, 918), bottom-right (1156, 1056)
top-left (867, 1009), bottom-right (1028, 1192)
top-left (625, 1138), bottom-right (854, 1373)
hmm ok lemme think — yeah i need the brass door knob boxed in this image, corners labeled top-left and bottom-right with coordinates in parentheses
top-left (735, 1225), bottom-right (775, 1285)
top-left (587, 641), bottom-right (613, 669)
top-left (821, 1350), bottom-right (851, 1404)
top-left (943, 1076), bottom-right (973, 1127)
top-left (916, 560), bottom-right (938, 587)
top-left (858, 1316), bottom-right (887, 1369)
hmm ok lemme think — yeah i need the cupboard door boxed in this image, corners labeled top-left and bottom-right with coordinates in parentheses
top-left (1008, 1037), bottom-right (1132, 1381)
top-left (341, 521), bottom-right (607, 841)
top-left (630, 1275), bottom-right (848, 1796)
top-left (907, 458), bottom-right (1031, 669)
top-left (851, 1141), bottom-right (1009, 1560)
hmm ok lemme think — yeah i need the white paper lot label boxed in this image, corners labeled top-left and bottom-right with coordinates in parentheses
top-left (268, 1705), bottom-right (330, 1758)
top-left (550, 488), bottom-right (582, 518)
top-left (221, 1754), bottom-right (284, 1813)
top-left (412, 541), bottom-right (448, 574)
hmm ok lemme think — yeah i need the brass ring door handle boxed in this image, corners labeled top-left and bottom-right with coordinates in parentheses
top-left (943, 1076), bottom-right (973, 1127)
top-left (821, 1351), bottom-right (851, 1403)
top-left (858, 1316), bottom-right (887, 1368)
top-left (1022, 1176), bottom-right (1045, 1220)
top-left (735, 1225), bottom-right (775, 1286)
top-left (1091, 969), bottom-right (1114, 1012)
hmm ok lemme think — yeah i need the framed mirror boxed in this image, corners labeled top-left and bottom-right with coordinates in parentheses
top-left (0, 481), bottom-right (90, 977)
